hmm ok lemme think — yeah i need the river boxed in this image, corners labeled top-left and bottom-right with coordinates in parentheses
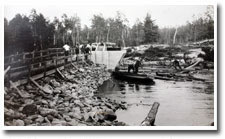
top-left (97, 77), bottom-right (214, 126)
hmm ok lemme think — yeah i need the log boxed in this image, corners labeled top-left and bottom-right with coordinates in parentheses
top-left (141, 102), bottom-right (160, 126)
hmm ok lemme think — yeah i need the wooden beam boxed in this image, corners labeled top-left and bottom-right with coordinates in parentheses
top-left (141, 102), bottom-right (160, 126)
top-left (29, 77), bottom-right (44, 92)
top-left (9, 80), bottom-right (30, 98)
top-left (4, 66), bottom-right (11, 76)
top-left (56, 68), bottom-right (65, 79)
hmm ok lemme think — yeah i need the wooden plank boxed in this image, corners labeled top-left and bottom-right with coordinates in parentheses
top-left (29, 77), bottom-right (51, 94)
top-left (29, 77), bottom-right (43, 90)
top-left (9, 80), bottom-right (30, 98)
top-left (4, 66), bottom-right (11, 76)
top-left (56, 68), bottom-right (65, 79)
top-left (141, 102), bottom-right (160, 126)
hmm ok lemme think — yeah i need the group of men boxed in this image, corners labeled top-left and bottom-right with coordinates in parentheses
top-left (63, 42), bottom-right (92, 63)
top-left (116, 57), bottom-right (182, 74)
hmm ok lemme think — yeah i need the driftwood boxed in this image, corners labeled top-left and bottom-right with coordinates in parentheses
top-left (141, 102), bottom-right (160, 126)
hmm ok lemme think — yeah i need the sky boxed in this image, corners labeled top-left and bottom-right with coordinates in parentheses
top-left (4, 5), bottom-right (210, 28)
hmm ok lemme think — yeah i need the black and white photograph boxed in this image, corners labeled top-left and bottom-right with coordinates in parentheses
top-left (3, 1), bottom-right (217, 130)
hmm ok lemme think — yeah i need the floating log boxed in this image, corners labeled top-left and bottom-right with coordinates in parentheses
top-left (141, 102), bottom-right (160, 126)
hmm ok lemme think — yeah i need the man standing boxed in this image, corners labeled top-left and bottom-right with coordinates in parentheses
top-left (85, 44), bottom-right (91, 60)
top-left (63, 43), bottom-right (70, 63)
top-left (75, 43), bottom-right (80, 61)
top-left (134, 57), bottom-right (142, 74)
top-left (173, 59), bottom-right (182, 70)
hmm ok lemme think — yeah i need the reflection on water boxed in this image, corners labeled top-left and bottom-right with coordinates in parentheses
top-left (97, 77), bottom-right (214, 126)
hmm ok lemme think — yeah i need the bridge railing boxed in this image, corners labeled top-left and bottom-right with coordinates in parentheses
top-left (4, 48), bottom-right (78, 82)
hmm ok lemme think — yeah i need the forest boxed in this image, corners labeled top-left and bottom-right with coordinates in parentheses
top-left (4, 6), bottom-right (214, 56)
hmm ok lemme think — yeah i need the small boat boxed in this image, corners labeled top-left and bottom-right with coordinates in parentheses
top-left (112, 71), bottom-right (155, 84)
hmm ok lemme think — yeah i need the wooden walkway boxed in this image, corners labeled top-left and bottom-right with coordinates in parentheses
top-left (4, 48), bottom-right (79, 88)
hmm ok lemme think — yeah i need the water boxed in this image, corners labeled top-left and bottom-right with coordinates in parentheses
top-left (97, 78), bottom-right (214, 126)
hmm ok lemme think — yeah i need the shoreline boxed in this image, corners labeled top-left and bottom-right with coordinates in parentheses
top-left (4, 61), bottom-right (128, 126)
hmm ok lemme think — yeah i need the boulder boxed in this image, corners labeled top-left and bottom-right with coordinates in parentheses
top-left (51, 118), bottom-right (67, 126)
top-left (50, 79), bottom-right (61, 87)
top-left (13, 119), bottom-right (25, 126)
top-left (35, 115), bottom-right (45, 123)
top-left (42, 84), bottom-right (53, 94)
top-left (22, 104), bottom-right (37, 115)
top-left (67, 119), bottom-right (78, 126)
top-left (102, 110), bottom-right (117, 121)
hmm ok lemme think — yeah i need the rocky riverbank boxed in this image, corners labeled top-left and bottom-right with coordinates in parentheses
top-left (4, 62), bottom-right (128, 126)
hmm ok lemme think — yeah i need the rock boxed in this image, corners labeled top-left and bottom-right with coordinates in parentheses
top-left (53, 88), bottom-right (61, 94)
top-left (93, 112), bottom-right (105, 122)
top-left (121, 92), bottom-right (126, 94)
top-left (68, 112), bottom-right (82, 120)
top-left (72, 107), bottom-right (81, 113)
top-left (63, 115), bottom-right (72, 122)
top-left (41, 99), bottom-right (48, 105)
top-left (25, 84), bottom-right (33, 90)
top-left (24, 99), bottom-right (34, 104)
top-left (83, 112), bottom-right (92, 122)
top-left (64, 101), bottom-right (69, 107)
top-left (102, 110), bottom-right (117, 121)
top-left (27, 115), bottom-right (39, 120)
top-left (65, 90), bottom-right (71, 94)
top-left (39, 108), bottom-right (58, 117)
top-left (105, 102), bottom-right (114, 109)
top-left (71, 93), bottom-right (78, 98)
top-left (22, 104), bottom-right (37, 115)
top-left (79, 68), bottom-right (85, 72)
top-left (47, 115), bottom-right (54, 122)
top-left (42, 84), bottom-right (53, 94)
top-left (67, 119), bottom-right (78, 126)
top-left (51, 118), bottom-right (67, 126)
top-left (35, 115), bottom-right (45, 123)
top-left (50, 79), bottom-right (61, 87)
top-left (102, 120), bottom-right (113, 126)
top-left (13, 119), bottom-right (25, 126)
top-left (24, 118), bottom-right (33, 125)
top-left (114, 121), bottom-right (127, 126)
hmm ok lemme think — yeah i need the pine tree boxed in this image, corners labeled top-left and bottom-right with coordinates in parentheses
top-left (143, 13), bottom-right (159, 44)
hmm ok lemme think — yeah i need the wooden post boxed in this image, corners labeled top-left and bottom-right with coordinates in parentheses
top-left (141, 102), bottom-right (160, 126)
top-left (56, 49), bottom-right (58, 68)
top-left (44, 61), bottom-right (47, 77)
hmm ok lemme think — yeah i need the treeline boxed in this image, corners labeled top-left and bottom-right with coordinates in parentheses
top-left (4, 10), bottom-right (159, 56)
top-left (159, 6), bottom-right (214, 44)
top-left (4, 6), bottom-right (214, 56)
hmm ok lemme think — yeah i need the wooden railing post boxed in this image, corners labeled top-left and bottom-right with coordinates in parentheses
top-left (56, 49), bottom-right (58, 68)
